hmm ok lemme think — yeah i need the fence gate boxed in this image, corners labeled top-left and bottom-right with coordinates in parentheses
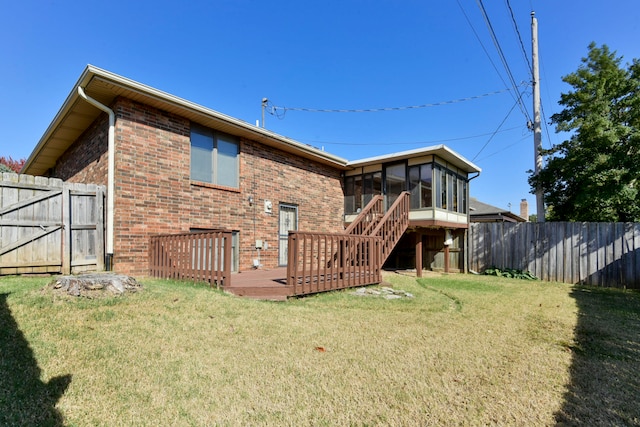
top-left (0, 173), bottom-right (105, 275)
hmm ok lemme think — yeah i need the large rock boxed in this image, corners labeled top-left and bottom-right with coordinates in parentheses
top-left (50, 273), bottom-right (142, 298)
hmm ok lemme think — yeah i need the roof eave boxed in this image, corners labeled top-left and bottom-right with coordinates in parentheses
top-left (347, 144), bottom-right (482, 174)
top-left (23, 65), bottom-right (349, 175)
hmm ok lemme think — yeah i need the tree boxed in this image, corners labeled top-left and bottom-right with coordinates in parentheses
top-left (0, 156), bottom-right (26, 173)
top-left (530, 43), bottom-right (640, 222)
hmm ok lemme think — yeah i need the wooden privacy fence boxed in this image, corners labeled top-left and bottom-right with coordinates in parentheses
top-left (149, 230), bottom-right (232, 287)
top-left (1, 173), bottom-right (105, 275)
top-left (287, 231), bottom-right (382, 295)
top-left (469, 222), bottom-right (640, 289)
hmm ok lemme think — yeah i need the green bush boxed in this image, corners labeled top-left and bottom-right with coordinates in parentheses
top-left (484, 267), bottom-right (538, 280)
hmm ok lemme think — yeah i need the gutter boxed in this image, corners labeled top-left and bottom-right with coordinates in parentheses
top-left (77, 87), bottom-right (115, 270)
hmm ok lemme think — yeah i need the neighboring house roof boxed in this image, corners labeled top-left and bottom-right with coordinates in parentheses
top-left (349, 145), bottom-right (481, 174)
top-left (469, 197), bottom-right (526, 223)
top-left (23, 65), bottom-right (481, 177)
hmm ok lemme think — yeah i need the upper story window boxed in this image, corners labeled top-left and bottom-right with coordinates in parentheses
top-left (344, 172), bottom-right (382, 213)
top-left (408, 163), bottom-right (433, 209)
top-left (344, 160), bottom-right (468, 215)
top-left (435, 164), bottom-right (467, 214)
top-left (190, 124), bottom-right (239, 187)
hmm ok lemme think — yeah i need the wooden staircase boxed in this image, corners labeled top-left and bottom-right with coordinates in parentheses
top-left (345, 192), bottom-right (411, 264)
top-left (284, 192), bottom-right (411, 297)
top-left (227, 192), bottom-right (412, 300)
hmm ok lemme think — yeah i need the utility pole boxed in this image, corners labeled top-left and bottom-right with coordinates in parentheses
top-left (531, 11), bottom-right (545, 222)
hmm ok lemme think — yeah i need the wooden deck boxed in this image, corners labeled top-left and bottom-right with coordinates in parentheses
top-left (224, 267), bottom-right (293, 300)
top-left (149, 194), bottom-right (408, 300)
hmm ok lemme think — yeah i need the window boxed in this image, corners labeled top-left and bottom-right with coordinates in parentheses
top-left (420, 164), bottom-right (433, 208)
top-left (344, 172), bottom-right (382, 214)
top-left (344, 175), bottom-right (362, 213)
top-left (385, 163), bottom-right (406, 209)
top-left (440, 167), bottom-right (447, 209)
top-left (461, 180), bottom-right (467, 214)
top-left (457, 179), bottom-right (467, 214)
top-left (434, 164), bottom-right (468, 214)
top-left (345, 162), bottom-right (469, 214)
top-left (190, 124), bottom-right (239, 187)
top-left (409, 163), bottom-right (432, 209)
top-left (452, 173), bottom-right (458, 212)
top-left (363, 172), bottom-right (382, 206)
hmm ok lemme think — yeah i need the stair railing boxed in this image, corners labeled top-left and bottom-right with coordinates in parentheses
top-left (371, 192), bottom-right (411, 263)
top-left (344, 195), bottom-right (384, 235)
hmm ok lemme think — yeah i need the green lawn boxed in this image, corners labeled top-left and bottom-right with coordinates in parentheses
top-left (1, 271), bottom-right (638, 426)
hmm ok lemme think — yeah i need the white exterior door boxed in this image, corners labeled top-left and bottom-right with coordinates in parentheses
top-left (278, 204), bottom-right (298, 266)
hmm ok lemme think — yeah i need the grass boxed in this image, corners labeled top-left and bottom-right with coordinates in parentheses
top-left (0, 272), bottom-right (638, 426)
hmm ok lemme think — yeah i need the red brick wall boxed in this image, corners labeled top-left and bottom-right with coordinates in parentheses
top-left (111, 98), bottom-right (192, 274)
top-left (55, 114), bottom-right (109, 185)
top-left (53, 96), bottom-right (345, 276)
top-left (189, 138), bottom-right (345, 270)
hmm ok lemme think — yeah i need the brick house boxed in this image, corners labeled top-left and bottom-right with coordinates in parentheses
top-left (22, 65), bottom-right (481, 277)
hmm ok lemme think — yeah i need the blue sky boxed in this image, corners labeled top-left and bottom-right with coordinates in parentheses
top-left (2, 1), bottom-right (639, 213)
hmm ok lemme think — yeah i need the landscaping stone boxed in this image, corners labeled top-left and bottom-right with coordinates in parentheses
top-left (351, 286), bottom-right (415, 299)
top-left (49, 273), bottom-right (142, 298)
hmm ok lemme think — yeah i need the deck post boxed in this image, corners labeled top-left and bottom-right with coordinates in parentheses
top-left (223, 231), bottom-right (232, 288)
top-left (415, 234), bottom-right (423, 278)
top-left (444, 245), bottom-right (450, 273)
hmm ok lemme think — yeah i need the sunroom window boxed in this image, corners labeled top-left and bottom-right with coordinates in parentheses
top-left (344, 172), bottom-right (382, 214)
top-left (409, 164), bottom-right (433, 209)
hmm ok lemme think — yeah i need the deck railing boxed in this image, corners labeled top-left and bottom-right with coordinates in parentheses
top-left (149, 230), bottom-right (232, 287)
top-left (286, 231), bottom-right (382, 295)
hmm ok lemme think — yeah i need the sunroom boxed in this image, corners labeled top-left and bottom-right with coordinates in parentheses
top-left (343, 145), bottom-right (481, 273)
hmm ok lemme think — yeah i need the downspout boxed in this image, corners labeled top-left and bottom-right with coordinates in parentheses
top-left (466, 171), bottom-right (481, 274)
top-left (77, 87), bottom-right (115, 270)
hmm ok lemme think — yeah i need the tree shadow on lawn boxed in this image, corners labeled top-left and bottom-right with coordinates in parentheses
top-left (555, 287), bottom-right (640, 426)
top-left (0, 293), bottom-right (71, 427)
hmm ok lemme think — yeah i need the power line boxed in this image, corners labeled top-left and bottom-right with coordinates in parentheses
top-left (474, 134), bottom-right (530, 162)
top-left (455, 0), bottom-right (512, 93)
top-left (476, 0), bottom-right (532, 123)
top-left (505, 0), bottom-right (532, 72)
top-left (472, 98), bottom-right (520, 161)
top-left (268, 87), bottom-right (516, 116)
top-left (306, 125), bottom-right (524, 147)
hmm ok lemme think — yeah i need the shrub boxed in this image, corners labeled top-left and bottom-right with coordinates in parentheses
top-left (484, 267), bottom-right (538, 280)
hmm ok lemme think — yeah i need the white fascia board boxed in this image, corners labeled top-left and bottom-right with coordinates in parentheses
top-left (347, 144), bottom-right (482, 173)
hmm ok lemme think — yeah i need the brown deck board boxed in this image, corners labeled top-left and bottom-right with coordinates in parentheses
top-left (224, 267), bottom-right (292, 300)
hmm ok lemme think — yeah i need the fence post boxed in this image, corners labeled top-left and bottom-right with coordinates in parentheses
top-left (61, 184), bottom-right (71, 275)
top-left (96, 185), bottom-right (105, 271)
